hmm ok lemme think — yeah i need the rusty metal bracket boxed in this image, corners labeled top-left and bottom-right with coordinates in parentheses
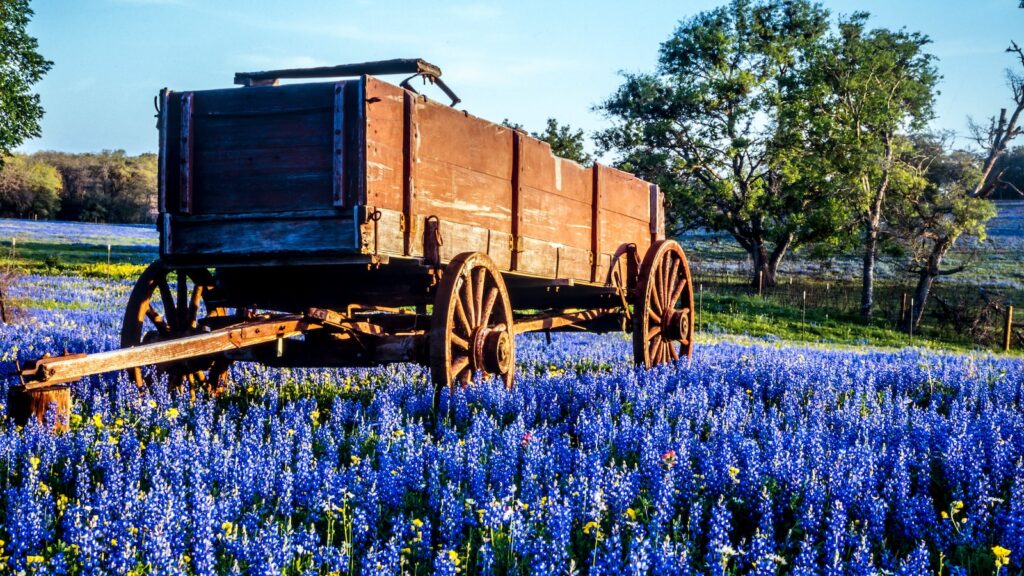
top-left (424, 215), bottom-right (443, 269)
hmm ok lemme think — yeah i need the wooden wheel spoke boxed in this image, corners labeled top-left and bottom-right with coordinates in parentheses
top-left (176, 273), bottom-right (189, 329)
top-left (157, 279), bottom-right (176, 328)
top-left (665, 258), bottom-right (679, 307)
top-left (480, 287), bottom-right (498, 327)
top-left (454, 295), bottom-right (472, 336)
top-left (669, 277), bottom-right (687, 312)
top-left (145, 303), bottom-right (171, 334)
top-left (645, 325), bottom-right (661, 342)
top-left (461, 276), bottom-right (476, 328)
top-left (188, 283), bottom-right (204, 329)
top-left (473, 267), bottom-right (486, 322)
top-left (668, 341), bottom-right (679, 361)
top-left (648, 307), bottom-right (661, 324)
top-left (451, 333), bottom-right (470, 351)
top-left (650, 267), bottom-right (663, 313)
top-left (451, 355), bottom-right (471, 378)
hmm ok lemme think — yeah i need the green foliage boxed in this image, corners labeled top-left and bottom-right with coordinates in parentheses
top-left (0, 154), bottom-right (62, 218)
top-left (799, 12), bottom-right (938, 222)
top-left (531, 118), bottom-right (592, 165)
top-left (596, 0), bottom-right (836, 282)
top-left (0, 0), bottom-right (52, 165)
top-left (3, 151), bottom-right (158, 223)
top-left (502, 118), bottom-right (593, 165)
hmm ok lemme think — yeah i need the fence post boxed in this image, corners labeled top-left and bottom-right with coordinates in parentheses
top-left (908, 298), bottom-right (914, 338)
top-left (698, 283), bottom-right (703, 334)
top-left (757, 271), bottom-right (763, 297)
top-left (900, 293), bottom-right (908, 327)
top-left (802, 290), bottom-right (807, 325)
top-left (1006, 305), bottom-right (1015, 353)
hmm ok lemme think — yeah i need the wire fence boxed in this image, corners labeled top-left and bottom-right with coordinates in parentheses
top-left (689, 256), bottom-right (1020, 348)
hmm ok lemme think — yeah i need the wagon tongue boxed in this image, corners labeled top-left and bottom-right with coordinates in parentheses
top-left (15, 314), bottom-right (321, 391)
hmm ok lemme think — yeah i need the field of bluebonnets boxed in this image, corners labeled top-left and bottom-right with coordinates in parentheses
top-left (2, 221), bottom-right (1024, 575)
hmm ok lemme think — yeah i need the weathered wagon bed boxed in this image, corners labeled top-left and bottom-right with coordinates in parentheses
top-left (13, 59), bottom-right (694, 424)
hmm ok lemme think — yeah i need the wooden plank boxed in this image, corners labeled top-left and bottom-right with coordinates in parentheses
top-left (170, 214), bottom-right (359, 256)
top-left (520, 136), bottom-right (591, 204)
top-left (22, 316), bottom-right (320, 388)
top-left (520, 188), bottom-right (591, 251)
top-left (158, 88), bottom-right (170, 214)
top-left (517, 237), bottom-right (590, 281)
top-left (193, 112), bottom-right (333, 151)
top-left (179, 92), bottom-right (194, 214)
top-left (403, 90), bottom-right (416, 255)
top-left (513, 308), bottom-right (618, 335)
top-left (333, 82), bottom-right (346, 207)
top-left (598, 164), bottom-right (650, 221)
top-left (511, 131), bottom-right (524, 270)
top-left (346, 77), bottom-right (366, 207)
top-left (192, 82), bottom-right (336, 116)
top-left (363, 77), bottom-right (405, 215)
top-left (591, 165), bottom-right (602, 282)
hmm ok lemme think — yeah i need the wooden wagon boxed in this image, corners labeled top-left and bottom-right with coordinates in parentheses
top-left (13, 59), bottom-right (695, 422)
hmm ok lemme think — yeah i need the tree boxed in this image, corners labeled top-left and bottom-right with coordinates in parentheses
top-left (897, 42), bottom-right (1024, 330)
top-left (801, 13), bottom-right (938, 321)
top-left (0, 0), bottom-right (52, 167)
top-left (502, 118), bottom-right (593, 165)
top-left (596, 0), bottom-right (836, 287)
top-left (0, 154), bottom-right (61, 218)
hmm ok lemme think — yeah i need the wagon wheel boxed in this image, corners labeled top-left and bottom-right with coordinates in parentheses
top-left (633, 240), bottom-right (695, 367)
top-left (607, 244), bottom-right (639, 330)
top-left (430, 252), bottom-right (515, 394)
top-left (120, 261), bottom-right (231, 393)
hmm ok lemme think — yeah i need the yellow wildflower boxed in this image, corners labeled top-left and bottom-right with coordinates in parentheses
top-left (447, 550), bottom-right (459, 565)
top-left (583, 521), bottom-right (600, 535)
top-left (994, 545), bottom-right (1011, 569)
top-left (728, 466), bottom-right (740, 481)
top-left (625, 508), bottom-right (637, 521)
top-left (92, 413), bottom-right (104, 428)
top-left (29, 456), bottom-right (40, 470)
top-left (26, 555), bottom-right (44, 564)
top-left (350, 454), bottom-right (361, 465)
top-left (165, 408), bottom-right (180, 419)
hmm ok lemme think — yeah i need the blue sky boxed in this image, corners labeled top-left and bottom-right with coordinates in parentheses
top-left (18, 0), bottom-right (1024, 156)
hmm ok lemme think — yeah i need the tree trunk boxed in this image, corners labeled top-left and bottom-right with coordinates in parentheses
top-left (861, 222), bottom-right (878, 322)
top-left (911, 235), bottom-right (955, 331)
top-left (750, 243), bottom-right (777, 290)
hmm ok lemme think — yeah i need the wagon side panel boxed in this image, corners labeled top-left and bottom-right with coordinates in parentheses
top-left (517, 136), bottom-right (593, 282)
top-left (595, 164), bottom-right (654, 283)
top-left (409, 99), bottom-right (515, 268)
top-left (363, 77), bottom-right (406, 256)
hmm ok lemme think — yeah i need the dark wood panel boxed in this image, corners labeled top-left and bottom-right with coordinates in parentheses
top-left (599, 210), bottom-right (651, 263)
top-left (193, 173), bottom-right (333, 214)
top-left (192, 82), bottom-right (336, 116)
top-left (193, 112), bottom-right (333, 151)
top-left (169, 215), bottom-right (359, 256)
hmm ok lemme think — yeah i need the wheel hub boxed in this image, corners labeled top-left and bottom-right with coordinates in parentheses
top-left (663, 309), bottom-right (689, 341)
top-left (472, 327), bottom-right (512, 376)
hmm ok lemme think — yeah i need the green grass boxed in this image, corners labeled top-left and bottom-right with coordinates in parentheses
top-left (696, 292), bottom-right (1017, 355)
top-left (2, 240), bottom-right (153, 279)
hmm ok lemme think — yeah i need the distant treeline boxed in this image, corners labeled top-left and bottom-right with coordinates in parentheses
top-left (0, 151), bottom-right (156, 223)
